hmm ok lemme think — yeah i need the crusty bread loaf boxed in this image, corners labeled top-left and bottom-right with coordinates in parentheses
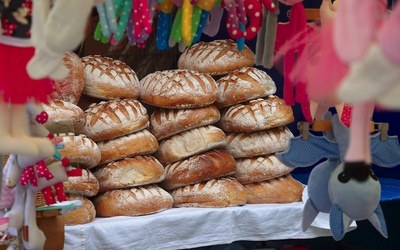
top-left (93, 185), bottom-right (173, 217)
top-left (218, 96), bottom-right (294, 132)
top-left (234, 155), bottom-right (293, 184)
top-left (171, 177), bottom-right (248, 208)
top-left (81, 55), bottom-right (140, 100)
top-left (52, 52), bottom-right (84, 105)
top-left (154, 125), bottom-right (226, 165)
top-left (150, 105), bottom-right (221, 140)
top-left (225, 126), bottom-right (293, 158)
top-left (215, 67), bottom-right (277, 108)
top-left (42, 100), bottom-right (85, 132)
top-left (139, 69), bottom-right (218, 109)
top-left (55, 133), bottom-right (101, 169)
top-left (76, 99), bottom-right (149, 141)
top-left (63, 168), bottom-right (100, 197)
top-left (177, 39), bottom-right (255, 75)
top-left (62, 195), bottom-right (96, 225)
top-left (97, 129), bottom-right (158, 165)
top-left (161, 149), bottom-right (236, 190)
top-left (244, 175), bottom-right (304, 204)
top-left (94, 156), bottom-right (165, 193)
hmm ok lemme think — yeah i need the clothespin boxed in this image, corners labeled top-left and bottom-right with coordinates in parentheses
top-left (375, 123), bottom-right (389, 141)
top-left (297, 121), bottom-right (310, 140)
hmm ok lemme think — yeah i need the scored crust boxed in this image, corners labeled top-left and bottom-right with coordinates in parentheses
top-left (139, 69), bottom-right (218, 109)
top-left (149, 105), bottom-right (221, 140)
top-left (234, 154), bottom-right (293, 184)
top-left (177, 39), bottom-right (255, 75)
top-left (171, 177), bottom-right (248, 208)
top-left (244, 175), bottom-right (304, 204)
top-left (76, 99), bottom-right (149, 141)
top-left (225, 126), bottom-right (294, 158)
top-left (81, 55), bottom-right (140, 100)
top-left (160, 149), bottom-right (237, 190)
top-left (215, 67), bottom-right (277, 108)
top-left (218, 96), bottom-right (294, 132)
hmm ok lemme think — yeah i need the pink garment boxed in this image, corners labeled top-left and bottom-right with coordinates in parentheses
top-left (0, 44), bottom-right (54, 104)
top-left (378, 2), bottom-right (400, 64)
top-left (0, 165), bottom-right (15, 210)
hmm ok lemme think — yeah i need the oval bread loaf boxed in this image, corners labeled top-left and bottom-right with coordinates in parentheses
top-left (62, 195), bottom-right (96, 225)
top-left (94, 156), bottom-right (165, 193)
top-left (56, 133), bottom-right (101, 169)
top-left (81, 55), bottom-right (140, 100)
top-left (149, 105), bottom-right (220, 140)
top-left (63, 168), bottom-right (100, 197)
top-left (42, 100), bottom-right (85, 132)
top-left (177, 39), bottom-right (255, 75)
top-left (52, 52), bottom-right (84, 105)
top-left (234, 155), bottom-right (293, 184)
top-left (139, 69), bottom-right (218, 109)
top-left (218, 96), bottom-right (294, 132)
top-left (93, 185), bottom-right (173, 217)
top-left (171, 177), bottom-right (248, 208)
top-left (154, 125), bottom-right (226, 165)
top-left (215, 67), bottom-right (276, 108)
top-left (225, 126), bottom-right (293, 158)
top-left (161, 149), bottom-right (236, 190)
top-left (244, 175), bottom-right (304, 204)
top-left (76, 99), bottom-right (149, 141)
top-left (97, 129), bottom-right (158, 165)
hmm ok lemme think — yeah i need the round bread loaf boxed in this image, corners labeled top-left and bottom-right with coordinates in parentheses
top-left (161, 149), bottom-right (236, 190)
top-left (97, 129), bottom-right (158, 165)
top-left (62, 195), bottom-right (96, 225)
top-left (81, 55), bottom-right (140, 100)
top-left (42, 100), bottom-right (85, 132)
top-left (171, 177), bottom-right (248, 208)
top-left (63, 168), bottom-right (100, 197)
top-left (215, 67), bottom-right (277, 108)
top-left (56, 133), bottom-right (101, 169)
top-left (149, 105), bottom-right (220, 140)
top-left (52, 52), bottom-right (84, 105)
top-left (154, 125), bottom-right (226, 165)
top-left (177, 39), bottom-right (255, 75)
top-left (139, 69), bottom-right (218, 109)
top-left (94, 156), bottom-right (165, 193)
top-left (225, 126), bottom-right (293, 158)
top-left (244, 175), bottom-right (304, 204)
top-left (234, 155), bottom-right (293, 184)
top-left (93, 185), bottom-right (173, 217)
top-left (76, 99), bottom-right (149, 141)
top-left (218, 96), bottom-right (294, 132)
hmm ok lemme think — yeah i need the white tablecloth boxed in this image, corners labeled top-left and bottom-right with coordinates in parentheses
top-left (64, 199), bottom-right (355, 250)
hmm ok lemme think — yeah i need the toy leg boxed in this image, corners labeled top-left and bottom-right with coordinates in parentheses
top-left (344, 102), bottom-right (374, 164)
top-left (0, 102), bottom-right (38, 156)
top-left (22, 189), bottom-right (45, 250)
top-left (5, 184), bottom-right (25, 236)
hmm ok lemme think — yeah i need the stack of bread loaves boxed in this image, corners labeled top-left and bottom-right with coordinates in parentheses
top-left (75, 55), bottom-right (173, 217)
top-left (140, 68), bottom-right (248, 208)
top-left (178, 39), bottom-right (304, 204)
top-left (43, 52), bottom-right (85, 133)
top-left (53, 133), bottom-right (101, 225)
top-left (39, 52), bottom-right (101, 224)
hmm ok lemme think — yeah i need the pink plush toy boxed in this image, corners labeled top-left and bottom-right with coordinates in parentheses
top-left (0, 102), bottom-right (78, 250)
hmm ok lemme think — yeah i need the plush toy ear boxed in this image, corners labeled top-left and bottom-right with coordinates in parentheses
top-left (368, 204), bottom-right (388, 239)
top-left (329, 204), bottom-right (353, 241)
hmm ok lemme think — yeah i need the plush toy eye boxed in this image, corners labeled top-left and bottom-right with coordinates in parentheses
top-left (369, 170), bottom-right (378, 181)
top-left (338, 172), bottom-right (351, 183)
